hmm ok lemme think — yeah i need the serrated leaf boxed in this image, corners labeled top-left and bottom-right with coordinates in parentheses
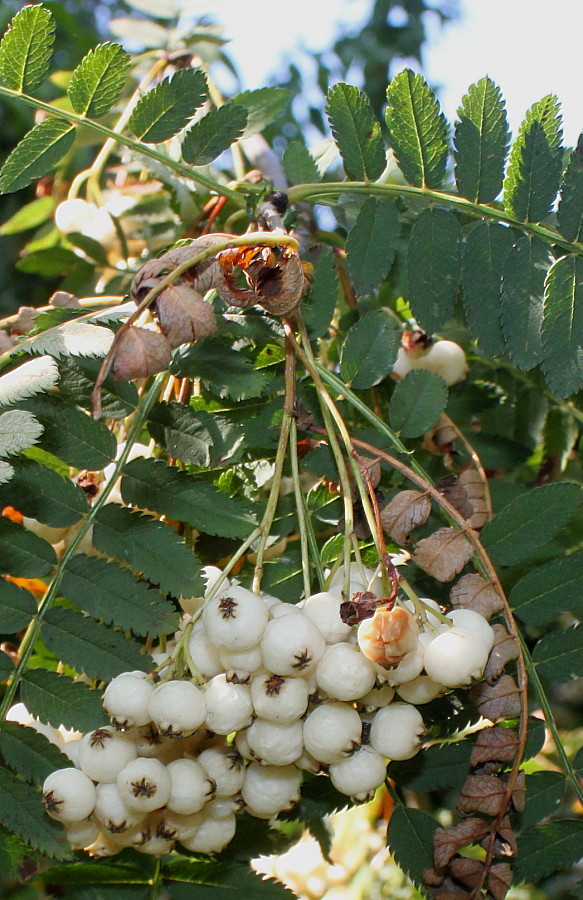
top-left (0, 823), bottom-right (32, 882)
top-left (481, 482), bottom-right (582, 566)
top-left (518, 771), bottom-right (566, 830)
top-left (16, 395), bottom-right (116, 470)
top-left (0, 458), bottom-right (86, 527)
top-left (172, 339), bottom-right (270, 401)
top-left (0, 767), bottom-right (71, 860)
top-left (0, 196), bottom-right (54, 235)
top-left (21, 669), bottom-right (103, 732)
top-left (0, 578), bottom-right (36, 632)
top-left (388, 741), bottom-right (472, 792)
top-left (147, 401), bottom-right (244, 467)
top-left (407, 208), bottom-right (461, 333)
top-left (0, 461), bottom-right (14, 485)
top-left (0, 722), bottom-right (71, 786)
top-left (0, 409), bottom-right (43, 457)
top-left (164, 858), bottom-right (293, 898)
top-left (0, 119), bottom-right (76, 194)
top-left (346, 198), bottom-right (400, 295)
top-left (42, 607), bottom-right (151, 680)
top-left (23, 321), bottom-right (114, 359)
top-left (129, 68), bottom-right (208, 142)
top-left (454, 77), bottom-right (509, 202)
top-left (340, 308), bottom-right (401, 389)
top-left (233, 87), bottom-right (292, 138)
top-left (0, 517), bottom-right (55, 577)
top-left (38, 861), bottom-right (150, 887)
top-left (501, 235), bottom-right (551, 371)
top-left (532, 625), bottom-right (583, 682)
top-left (558, 134), bottom-right (583, 242)
top-left (0, 355), bottom-right (60, 407)
top-left (385, 69), bottom-right (449, 188)
top-left (326, 82), bottom-right (385, 181)
top-left (121, 458), bottom-right (258, 540)
top-left (58, 356), bottom-right (138, 419)
top-left (504, 95), bottom-right (563, 222)
top-left (0, 5), bottom-right (55, 93)
top-left (282, 141), bottom-right (320, 185)
top-left (390, 370), bottom-right (448, 438)
top-left (462, 222), bottom-right (513, 356)
top-left (68, 43), bottom-right (130, 117)
top-left (510, 552), bottom-right (583, 624)
top-left (93, 504), bottom-right (202, 597)
top-left (302, 248), bottom-right (338, 339)
top-left (62, 554), bottom-right (180, 637)
top-left (541, 255), bottom-right (583, 397)
top-left (515, 820), bottom-right (583, 884)
top-left (387, 805), bottom-right (438, 891)
top-left (181, 103), bottom-right (248, 166)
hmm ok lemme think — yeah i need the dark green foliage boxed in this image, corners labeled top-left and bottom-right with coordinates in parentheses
top-left (541, 255), bottom-right (583, 397)
top-left (0, 578), bottom-right (36, 632)
top-left (326, 82), bottom-right (386, 181)
top-left (57, 357), bottom-right (138, 419)
top-left (387, 740), bottom-right (472, 792)
top-left (0, 5), bottom-right (55, 93)
top-left (454, 77), bottom-right (509, 202)
top-left (462, 221), bottom-right (513, 356)
top-left (283, 142), bottom-right (320, 185)
top-left (67, 43), bottom-right (131, 118)
top-left (21, 670), bottom-right (104, 732)
top-left (510, 552), bottom-right (583, 624)
top-left (0, 120), bottom-right (76, 194)
top-left (232, 87), bottom-right (292, 137)
top-left (339, 308), bottom-right (401, 389)
top-left (182, 103), bottom-right (248, 166)
top-left (147, 402), bottom-right (244, 468)
top-left (0, 458), bottom-right (87, 527)
top-left (501, 236), bottom-right (551, 371)
top-left (518, 772), bottom-right (566, 830)
top-left (514, 820), bottom-right (583, 883)
top-left (557, 134), bottom-right (583, 242)
top-left (128, 68), bottom-right (208, 143)
top-left (0, 768), bottom-right (71, 861)
top-left (0, 723), bottom-right (71, 786)
top-left (172, 340), bottom-right (271, 400)
top-left (302, 249), bottom-right (338, 339)
top-left (346, 198), bottom-right (401, 294)
top-left (406, 208), bottom-right (461, 333)
top-left (390, 370), bottom-right (448, 438)
top-left (532, 625), bottom-right (583, 682)
top-left (387, 805), bottom-right (438, 892)
top-left (0, 517), bottom-right (56, 577)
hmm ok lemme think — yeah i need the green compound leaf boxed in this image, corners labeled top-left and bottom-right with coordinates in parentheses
top-left (0, 578), bottom-right (36, 633)
top-left (0, 458), bottom-right (87, 527)
top-left (340, 308), bottom-right (401, 389)
top-left (181, 102), bottom-right (248, 166)
top-left (163, 857), bottom-right (294, 898)
top-left (541, 255), bottom-right (583, 397)
top-left (121, 457), bottom-right (258, 540)
top-left (0, 767), bottom-right (71, 861)
top-left (147, 402), bottom-right (244, 468)
top-left (518, 771), bottom-right (566, 831)
top-left (0, 723), bottom-right (71, 787)
top-left (0, 195), bottom-right (54, 235)
top-left (388, 740), bottom-right (472, 792)
top-left (58, 356), bottom-right (138, 420)
top-left (462, 221), bottom-right (513, 356)
top-left (385, 69), bottom-right (449, 189)
top-left (346, 197), bottom-right (401, 295)
top-left (504, 94), bottom-right (563, 223)
top-left (0, 355), bottom-right (60, 407)
top-left (302, 248), bottom-right (338, 339)
top-left (454, 76), bottom-right (509, 203)
top-left (62, 554), bottom-right (180, 637)
top-left (0, 517), bottom-right (56, 578)
top-left (283, 141), bottom-right (320, 185)
top-left (558, 134), bottom-right (583, 242)
top-left (387, 805), bottom-right (438, 892)
top-left (0, 119), bottom-right (76, 195)
top-left (129, 67), bottom-right (208, 143)
top-left (67, 43), bottom-right (130, 118)
top-left (0, 5), bottom-right (55, 93)
top-left (510, 552), bottom-right (583, 624)
top-left (93, 504), bottom-right (202, 597)
top-left (407, 208), bottom-right (462, 334)
top-left (172, 339), bottom-right (270, 401)
top-left (514, 819), bottom-right (583, 884)
top-left (232, 87), bottom-right (292, 137)
top-left (42, 607), bottom-right (151, 681)
top-left (389, 370), bottom-right (448, 439)
top-left (0, 409), bottom-right (43, 457)
top-left (326, 82), bottom-right (385, 181)
top-left (481, 482), bottom-right (582, 566)
top-left (532, 625), bottom-right (583, 682)
top-left (501, 235), bottom-right (551, 371)
top-left (21, 670), bottom-right (104, 733)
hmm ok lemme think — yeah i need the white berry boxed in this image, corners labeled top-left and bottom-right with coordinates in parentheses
top-left (42, 768), bottom-right (97, 823)
top-left (202, 585), bottom-right (268, 650)
top-left (261, 614), bottom-right (325, 676)
top-left (188, 620), bottom-right (223, 679)
top-left (316, 642), bottom-right (376, 700)
top-left (103, 672), bottom-right (154, 729)
top-left (117, 757), bottom-right (171, 812)
top-left (301, 591), bottom-right (352, 644)
top-left (396, 675), bottom-right (446, 704)
top-left (369, 703), bottom-right (425, 760)
top-left (424, 627), bottom-right (490, 687)
top-left (78, 727), bottom-right (137, 783)
top-left (241, 763), bottom-right (301, 818)
top-left (246, 718), bottom-right (304, 766)
top-left (198, 745), bottom-right (245, 797)
top-left (166, 758), bottom-right (216, 815)
top-left (148, 680), bottom-right (206, 738)
top-left (204, 674), bottom-right (253, 734)
top-left (94, 782), bottom-right (145, 834)
top-left (329, 745), bottom-right (386, 800)
top-left (179, 811), bottom-right (236, 854)
top-left (303, 702), bottom-right (362, 764)
top-left (250, 673), bottom-right (310, 724)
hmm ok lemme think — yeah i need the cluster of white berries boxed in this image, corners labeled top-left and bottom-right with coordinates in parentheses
top-left (42, 564), bottom-right (494, 858)
top-left (392, 339), bottom-right (469, 386)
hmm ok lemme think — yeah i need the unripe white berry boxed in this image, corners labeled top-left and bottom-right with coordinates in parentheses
top-left (198, 745), bottom-right (245, 797)
top-left (423, 627), bottom-right (490, 687)
top-left (179, 812), bottom-right (236, 854)
top-left (128, 724), bottom-right (184, 763)
top-left (148, 680), bottom-right (206, 738)
top-left (269, 600), bottom-right (304, 618)
top-left (42, 768), bottom-right (97, 823)
top-left (117, 757), bottom-right (171, 813)
top-left (103, 672), bottom-right (154, 729)
top-left (261, 615), bottom-right (325, 676)
top-left (157, 809), bottom-right (204, 841)
top-left (446, 609), bottom-right (495, 651)
top-left (369, 703), bottom-right (425, 760)
top-left (246, 718), bottom-right (304, 766)
top-left (241, 763), bottom-right (301, 817)
top-left (65, 818), bottom-right (100, 850)
top-left (303, 702), bottom-right (362, 764)
top-left (301, 591), bottom-right (352, 644)
top-left (94, 782), bottom-right (145, 834)
top-left (392, 341), bottom-right (468, 386)
top-left (55, 198), bottom-right (98, 234)
top-left (385, 648), bottom-right (425, 686)
top-left (202, 585), bottom-right (268, 650)
top-left (166, 758), bottom-right (216, 815)
top-left (329, 745), bottom-right (386, 800)
top-left (316, 642), bottom-right (376, 701)
top-left (250, 673), bottom-right (309, 724)
top-left (396, 674), bottom-right (446, 704)
top-left (219, 644), bottom-right (263, 681)
top-left (78, 727), bottom-right (137, 783)
top-left (135, 835), bottom-right (175, 856)
top-left (188, 620), bottom-right (223, 679)
top-left (204, 674), bottom-right (253, 734)
top-left (360, 683), bottom-right (396, 710)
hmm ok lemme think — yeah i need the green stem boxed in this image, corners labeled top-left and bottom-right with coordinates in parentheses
top-left (251, 416), bottom-right (292, 595)
top-left (289, 418), bottom-right (312, 599)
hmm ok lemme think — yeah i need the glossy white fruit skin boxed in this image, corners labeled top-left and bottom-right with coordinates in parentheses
top-left (103, 673), bottom-right (154, 729)
top-left (241, 763), bottom-right (301, 817)
top-left (117, 757), bottom-right (171, 813)
top-left (179, 812), bottom-right (236, 854)
top-left (55, 198), bottom-right (98, 234)
top-left (396, 674), bottom-right (446, 705)
top-left (166, 758), bottom-right (215, 815)
top-left (446, 609), bottom-right (495, 650)
top-left (204, 674), bottom-right (253, 734)
top-left (385, 648), bottom-right (425, 686)
top-left (135, 835), bottom-right (175, 856)
top-left (303, 702), bottom-right (362, 764)
top-left (94, 782), bottom-right (145, 833)
top-left (219, 644), bottom-right (263, 681)
top-left (359, 683), bottom-right (396, 710)
top-left (301, 591), bottom-right (352, 644)
top-left (260, 614), bottom-right (326, 677)
top-left (65, 818), bottom-right (100, 850)
top-left (329, 745), bottom-right (387, 800)
top-left (198, 746), bottom-right (245, 797)
top-left (78, 728), bottom-right (138, 783)
top-left (369, 703), bottom-right (425, 760)
top-left (202, 585), bottom-right (269, 650)
top-left (148, 680), bottom-right (206, 737)
top-left (316, 642), bottom-right (376, 701)
top-left (392, 341), bottom-right (468, 386)
top-left (188, 620), bottom-right (223, 679)
top-left (42, 768), bottom-right (97, 823)
top-left (246, 719), bottom-right (304, 766)
top-left (250, 673), bottom-right (310, 724)
top-left (423, 627), bottom-right (490, 687)
top-left (158, 809), bottom-right (204, 841)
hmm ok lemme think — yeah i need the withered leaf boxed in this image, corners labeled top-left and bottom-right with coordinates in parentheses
top-left (423, 867), bottom-right (444, 887)
top-left (487, 863), bottom-right (513, 900)
top-left (457, 774), bottom-right (508, 817)
top-left (432, 882), bottom-right (472, 899)
top-left (412, 527), bottom-right (474, 582)
top-left (434, 818), bottom-right (490, 868)
top-left (111, 326), bottom-right (172, 380)
top-left (156, 283), bottom-right (217, 348)
top-left (470, 726), bottom-right (519, 768)
top-left (484, 625), bottom-right (519, 682)
top-left (480, 816), bottom-right (517, 858)
top-left (458, 470), bottom-right (490, 529)
top-left (470, 675), bottom-right (521, 723)
top-left (450, 574), bottom-right (503, 619)
top-left (381, 489), bottom-right (431, 543)
top-left (423, 414), bottom-right (457, 455)
top-left (510, 771), bottom-right (526, 812)
top-left (437, 474), bottom-right (474, 520)
top-left (449, 856), bottom-right (485, 889)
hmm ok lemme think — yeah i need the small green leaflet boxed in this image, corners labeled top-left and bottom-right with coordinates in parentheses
top-left (163, 858), bottom-right (294, 898)
top-left (346, 198), bottom-right (400, 295)
top-left (232, 87), bottom-right (292, 138)
top-left (302, 248), bottom-right (338, 339)
top-left (0, 355), bottom-right (60, 407)
top-left (0, 196), bottom-right (54, 235)
top-left (510, 552), bottom-right (583, 624)
top-left (481, 481), bottom-right (582, 566)
top-left (387, 805), bottom-right (438, 892)
top-left (387, 740), bottom-right (472, 792)
top-left (58, 356), bottom-right (138, 419)
top-left (339, 308), bottom-right (401, 389)
top-left (0, 5), bottom-right (55, 93)
top-left (0, 409), bottom-right (43, 457)
top-left (543, 407), bottom-right (579, 472)
top-left (0, 517), bottom-right (56, 577)
top-left (462, 222), bottom-right (513, 357)
top-left (385, 69), bottom-right (449, 189)
top-left (147, 402), bottom-right (244, 468)
top-left (0, 458), bottom-right (87, 527)
top-left (501, 236), bottom-right (550, 371)
top-left (42, 607), bottom-right (151, 681)
top-left (407, 208), bottom-right (462, 334)
top-left (23, 320), bottom-right (114, 359)
top-left (0, 767), bottom-right (71, 861)
top-left (172, 339), bottom-right (270, 401)
top-left (21, 670), bottom-right (104, 732)
top-left (121, 458), bottom-right (258, 540)
top-left (129, 68), bottom-right (208, 143)
top-left (0, 578), bottom-right (36, 633)
top-left (181, 103), bottom-right (248, 166)
top-left (0, 723), bottom-right (71, 787)
top-left (518, 771), bottom-right (566, 830)
top-left (532, 625), bottom-right (583, 682)
top-left (62, 554), bottom-right (180, 637)
top-left (541, 255), bottom-right (583, 397)
top-left (389, 370), bottom-right (448, 439)
top-left (0, 119), bottom-right (76, 195)
top-left (504, 94), bottom-right (563, 223)
top-left (326, 83), bottom-right (385, 181)
top-left (557, 134), bottom-right (583, 242)
top-left (283, 141), bottom-right (320, 185)
top-left (454, 77), bottom-right (509, 203)
top-left (514, 819), bottom-right (583, 884)
top-left (67, 43), bottom-right (130, 118)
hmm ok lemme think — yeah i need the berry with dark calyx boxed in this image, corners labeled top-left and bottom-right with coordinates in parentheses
top-left (166, 758), bottom-right (216, 815)
top-left (250, 672), bottom-right (310, 724)
top-left (117, 757), bottom-right (171, 813)
top-left (204, 674), bottom-right (254, 734)
top-left (42, 768), bottom-right (97, 823)
top-left (148, 680), bottom-right (206, 738)
top-left (78, 727), bottom-right (137, 783)
top-left (303, 702), bottom-right (362, 764)
top-left (103, 672), bottom-right (154, 729)
top-left (203, 586), bottom-right (269, 651)
top-left (329, 745), bottom-right (387, 800)
top-left (369, 702), bottom-right (426, 760)
top-left (260, 614), bottom-right (325, 677)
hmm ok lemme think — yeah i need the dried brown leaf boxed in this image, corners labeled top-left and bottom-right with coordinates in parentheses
top-left (423, 414), bottom-right (457, 455)
top-left (437, 474), bottom-right (474, 520)
top-left (432, 882), bottom-right (472, 899)
top-left (424, 867), bottom-right (445, 887)
top-left (487, 863), bottom-right (513, 900)
top-left (484, 625), bottom-right (519, 682)
top-left (480, 816), bottom-right (517, 858)
top-left (470, 675), bottom-right (521, 723)
top-left (511, 771), bottom-right (526, 812)
top-left (156, 283), bottom-right (217, 348)
top-left (49, 290), bottom-right (80, 308)
top-left (111, 326), bottom-right (172, 380)
top-left (434, 819), bottom-right (490, 868)
top-left (470, 726), bottom-right (519, 768)
top-left (412, 527), bottom-right (474, 582)
top-left (450, 574), bottom-right (503, 619)
top-left (11, 306), bottom-right (37, 335)
top-left (457, 774), bottom-right (508, 817)
top-left (380, 489), bottom-right (431, 543)
top-left (449, 857), bottom-right (485, 889)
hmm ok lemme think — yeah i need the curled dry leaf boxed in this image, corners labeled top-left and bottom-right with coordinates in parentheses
top-left (480, 816), bottom-right (517, 858)
top-left (510, 771), bottom-right (526, 812)
top-left (487, 863), bottom-right (513, 900)
top-left (380, 489), bottom-right (431, 544)
top-left (449, 574), bottom-right (503, 619)
top-left (111, 326), bottom-right (172, 381)
top-left (155, 282), bottom-right (217, 348)
top-left (459, 469), bottom-right (489, 529)
top-left (434, 818), bottom-right (490, 868)
top-left (449, 857), bottom-right (485, 889)
top-left (457, 774), bottom-right (508, 817)
top-left (470, 675), bottom-right (521, 723)
top-left (484, 625), bottom-right (519, 682)
top-left (423, 414), bottom-right (457, 456)
top-left (412, 527), bottom-right (474, 582)
top-left (470, 726), bottom-right (519, 768)
top-left (10, 306), bottom-right (37, 335)
top-left (432, 883), bottom-right (472, 899)
top-left (437, 475), bottom-right (474, 520)
top-left (49, 290), bottom-right (80, 308)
